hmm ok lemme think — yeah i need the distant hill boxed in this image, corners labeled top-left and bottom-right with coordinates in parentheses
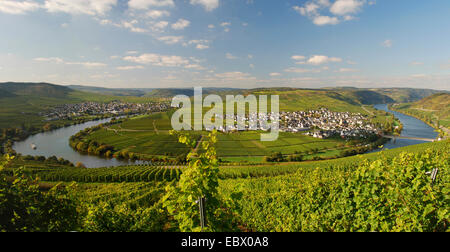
top-left (68, 85), bottom-right (152, 97)
top-left (392, 93), bottom-right (450, 128)
top-left (0, 82), bottom-right (71, 98)
top-left (145, 88), bottom-right (242, 98)
top-left (369, 88), bottom-right (445, 103)
top-left (338, 90), bottom-right (395, 105)
top-left (412, 93), bottom-right (450, 111)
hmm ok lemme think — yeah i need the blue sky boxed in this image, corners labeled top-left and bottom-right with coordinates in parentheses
top-left (0, 0), bottom-right (449, 90)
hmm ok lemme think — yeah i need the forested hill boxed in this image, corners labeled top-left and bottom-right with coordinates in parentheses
top-left (0, 82), bottom-right (72, 98)
top-left (368, 88), bottom-right (446, 103)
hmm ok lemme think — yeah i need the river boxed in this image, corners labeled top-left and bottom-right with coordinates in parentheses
top-left (12, 118), bottom-right (141, 168)
top-left (372, 104), bottom-right (438, 150)
top-left (12, 105), bottom-right (438, 168)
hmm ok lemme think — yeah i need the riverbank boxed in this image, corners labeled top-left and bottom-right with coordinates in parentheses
top-left (389, 104), bottom-right (448, 138)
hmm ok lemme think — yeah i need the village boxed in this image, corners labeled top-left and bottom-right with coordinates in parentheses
top-left (280, 109), bottom-right (381, 139)
top-left (204, 108), bottom-right (380, 140)
top-left (40, 101), bottom-right (169, 121)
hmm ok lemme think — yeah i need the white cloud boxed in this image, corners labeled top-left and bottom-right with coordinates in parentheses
top-left (145, 9), bottom-right (170, 19)
top-left (128, 0), bottom-right (174, 10)
top-left (330, 0), bottom-right (364, 16)
top-left (226, 53), bottom-right (237, 60)
top-left (293, 0), bottom-right (370, 26)
top-left (382, 39), bottom-right (393, 48)
top-left (307, 55), bottom-right (342, 65)
top-left (65, 61), bottom-right (107, 68)
top-left (99, 19), bottom-right (112, 25)
top-left (116, 65), bottom-right (145, 70)
top-left (190, 0), bottom-right (219, 12)
top-left (338, 68), bottom-right (358, 72)
top-left (34, 57), bottom-right (64, 64)
top-left (0, 0), bottom-right (41, 15)
top-left (157, 36), bottom-right (183, 45)
top-left (208, 24), bottom-right (215, 29)
top-left (34, 57), bottom-right (106, 68)
top-left (44, 0), bottom-right (117, 16)
top-left (184, 64), bottom-right (205, 70)
top-left (270, 72), bottom-right (281, 77)
top-left (196, 44), bottom-right (209, 50)
top-left (220, 22), bottom-right (231, 32)
top-left (291, 55), bottom-right (306, 61)
top-left (171, 19), bottom-right (190, 30)
top-left (215, 72), bottom-right (254, 80)
top-left (151, 21), bottom-right (169, 31)
top-left (284, 67), bottom-right (322, 73)
top-left (313, 15), bottom-right (339, 25)
top-left (119, 20), bottom-right (147, 33)
top-left (184, 40), bottom-right (210, 50)
top-left (123, 53), bottom-right (189, 67)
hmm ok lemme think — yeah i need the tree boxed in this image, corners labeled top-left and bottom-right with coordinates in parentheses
top-left (163, 130), bottom-right (231, 232)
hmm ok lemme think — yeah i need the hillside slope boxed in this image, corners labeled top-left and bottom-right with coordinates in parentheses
top-left (68, 85), bottom-right (151, 97)
top-left (371, 88), bottom-right (445, 103)
top-left (392, 93), bottom-right (450, 128)
top-left (0, 82), bottom-right (71, 98)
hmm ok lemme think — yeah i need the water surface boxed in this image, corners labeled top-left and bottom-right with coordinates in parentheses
top-left (372, 104), bottom-right (438, 150)
top-left (13, 118), bottom-right (139, 168)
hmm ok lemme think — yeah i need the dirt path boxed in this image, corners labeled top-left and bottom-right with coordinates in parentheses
top-left (153, 120), bottom-right (159, 135)
top-left (361, 105), bottom-right (374, 116)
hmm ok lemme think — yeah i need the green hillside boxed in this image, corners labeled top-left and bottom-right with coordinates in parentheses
top-left (0, 82), bottom-right (160, 130)
top-left (370, 88), bottom-right (445, 103)
top-left (250, 89), bottom-right (365, 113)
top-left (0, 82), bottom-right (72, 98)
top-left (338, 90), bottom-right (394, 104)
top-left (392, 93), bottom-right (450, 128)
top-left (68, 85), bottom-right (151, 97)
top-left (0, 89), bottom-right (16, 98)
top-left (324, 87), bottom-right (445, 103)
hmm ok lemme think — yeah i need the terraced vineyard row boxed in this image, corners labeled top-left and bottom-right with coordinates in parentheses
top-left (218, 140), bottom-right (449, 179)
top-left (17, 140), bottom-right (445, 183)
top-left (72, 182), bottom-right (166, 209)
top-left (38, 165), bottom-right (182, 183)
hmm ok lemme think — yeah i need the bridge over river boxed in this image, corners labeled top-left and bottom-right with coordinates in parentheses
top-left (381, 134), bottom-right (436, 142)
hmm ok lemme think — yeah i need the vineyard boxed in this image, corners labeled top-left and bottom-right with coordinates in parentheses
top-left (36, 165), bottom-right (182, 183)
top-left (1, 138), bottom-right (449, 232)
top-left (4, 140), bottom-right (448, 183)
top-left (219, 144), bottom-right (449, 232)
